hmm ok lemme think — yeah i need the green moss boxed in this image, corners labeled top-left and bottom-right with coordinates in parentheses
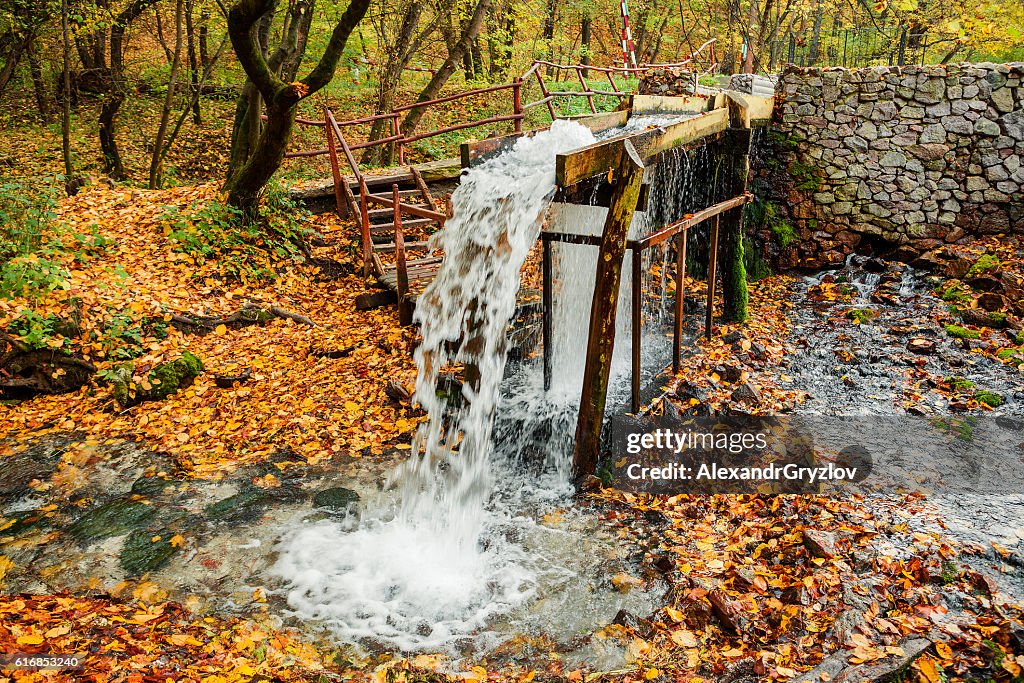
top-left (966, 254), bottom-right (1000, 277)
top-left (944, 324), bottom-right (980, 340)
top-left (996, 348), bottom-right (1023, 366)
top-left (846, 308), bottom-right (880, 324)
top-left (313, 487), bottom-right (360, 512)
top-left (1016, 331), bottom-right (1024, 345)
top-left (106, 351), bottom-right (204, 407)
top-left (720, 223), bottom-right (748, 324)
top-left (788, 161), bottom-right (821, 192)
top-left (976, 390), bottom-right (1003, 408)
top-left (944, 376), bottom-right (975, 392)
top-left (936, 281), bottom-right (972, 305)
top-left (120, 528), bottom-right (179, 575)
top-left (69, 497), bottom-right (156, 542)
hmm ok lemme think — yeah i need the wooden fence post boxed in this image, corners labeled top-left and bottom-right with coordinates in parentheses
top-left (392, 184), bottom-right (412, 326)
top-left (705, 215), bottom-right (719, 340)
top-left (672, 231), bottom-right (687, 374)
top-left (513, 78), bottom-right (523, 133)
top-left (572, 139), bottom-right (646, 483)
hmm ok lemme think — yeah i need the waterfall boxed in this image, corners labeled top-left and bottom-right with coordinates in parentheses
top-left (271, 121), bottom-right (601, 652)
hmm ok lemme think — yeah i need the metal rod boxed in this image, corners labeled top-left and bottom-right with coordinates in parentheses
top-left (673, 231), bottom-right (687, 374)
top-left (542, 237), bottom-right (553, 391)
top-left (400, 114), bottom-right (525, 144)
top-left (358, 177), bottom-right (373, 277)
top-left (324, 106), bottom-right (346, 218)
top-left (513, 78), bottom-right (523, 133)
top-left (631, 247), bottom-right (642, 413)
top-left (390, 82), bottom-right (518, 113)
top-left (705, 215), bottom-right (720, 341)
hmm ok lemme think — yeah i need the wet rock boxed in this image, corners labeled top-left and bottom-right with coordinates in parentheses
top-left (977, 291), bottom-right (1006, 312)
top-left (109, 351), bottom-right (205, 408)
top-left (723, 331), bottom-right (746, 345)
top-left (312, 486), bottom-right (360, 514)
top-left (612, 609), bottom-right (655, 638)
top-left (803, 529), bottom-right (838, 558)
top-left (675, 381), bottom-right (709, 403)
top-left (0, 453), bottom-right (58, 500)
top-left (747, 342), bottom-right (768, 361)
top-left (384, 380), bottom-right (412, 403)
top-left (714, 364), bottom-right (744, 383)
top-left (958, 308), bottom-right (1007, 328)
top-left (906, 338), bottom-right (937, 354)
top-left (781, 583), bottom-right (811, 606)
top-left (0, 509), bottom-right (53, 539)
top-left (967, 275), bottom-right (1004, 292)
top-left (120, 528), bottom-right (180, 575)
top-left (863, 257), bottom-right (888, 273)
top-left (130, 475), bottom-right (174, 498)
top-left (731, 382), bottom-right (762, 406)
top-left (214, 367), bottom-right (252, 388)
top-left (69, 497), bottom-right (157, 543)
top-left (205, 488), bottom-right (274, 523)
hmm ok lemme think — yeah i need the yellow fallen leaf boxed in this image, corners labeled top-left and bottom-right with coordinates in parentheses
top-left (17, 633), bottom-right (44, 645)
top-left (644, 668), bottom-right (660, 680)
top-left (215, 324), bottom-right (227, 336)
top-left (169, 534), bottom-right (185, 547)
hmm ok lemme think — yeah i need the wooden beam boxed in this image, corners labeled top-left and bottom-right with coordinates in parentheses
top-left (572, 139), bottom-right (646, 483)
top-left (632, 93), bottom-right (712, 115)
top-left (724, 91), bottom-right (774, 127)
top-left (556, 108), bottom-right (729, 187)
top-left (564, 109), bottom-right (630, 133)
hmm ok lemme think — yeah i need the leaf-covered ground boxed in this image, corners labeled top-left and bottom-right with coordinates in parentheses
top-left (1, 184), bottom-right (1023, 682)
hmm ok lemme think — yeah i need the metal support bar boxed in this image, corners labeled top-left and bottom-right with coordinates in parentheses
top-left (673, 231), bottom-right (687, 374)
top-left (631, 247), bottom-right (642, 413)
top-left (705, 215), bottom-right (719, 341)
top-left (542, 237), bottom-right (553, 391)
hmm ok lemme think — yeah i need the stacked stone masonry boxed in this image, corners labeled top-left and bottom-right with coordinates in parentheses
top-left (767, 62), bottom-right (1023, 267)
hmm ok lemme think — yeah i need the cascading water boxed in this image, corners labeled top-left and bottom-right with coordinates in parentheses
top-left (271, 120), bottom-right (653, 653)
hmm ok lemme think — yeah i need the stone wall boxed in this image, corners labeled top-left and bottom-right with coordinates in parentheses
top-left (757, 63), bottom-right (1024, 268)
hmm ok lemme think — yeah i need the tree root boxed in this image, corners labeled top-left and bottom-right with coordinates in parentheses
top-left (0, 331), bottom-right (98, 398)
top-left (170, 302), bottom-right (316, 334)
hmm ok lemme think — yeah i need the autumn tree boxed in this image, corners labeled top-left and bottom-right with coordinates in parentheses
top-left (223, 0), bottom-right (369, 220)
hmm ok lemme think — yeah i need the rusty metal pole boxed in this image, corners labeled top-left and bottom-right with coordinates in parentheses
top-left (705, 215), bottom-right (720, 341)
top-left (630, 246), bottom-right (642, 413)
top-left (573, 140), bottom-right (646, 483)
top-left (672, 231), bottom-right (687, 374)
top-left (393, 184), bottom-right (412, 326)
top-left (542, 236), bottom-right (553, 391)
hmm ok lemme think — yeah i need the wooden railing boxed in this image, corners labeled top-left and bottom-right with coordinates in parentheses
top-left (540, 190), bottom-right (752, 413)
top-left (280, 41), bottom-right (718, 166)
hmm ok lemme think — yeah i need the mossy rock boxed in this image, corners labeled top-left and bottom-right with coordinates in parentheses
top-left (109, 351), bottom-right (205, 407)
top-left (936, 281), bottom-right (972, 305)
top-left (846, 308), bottom-right (880, 324)
top-left (945, 376), bottom-right (975, 392)
top-left (966, 254), bottom-right (1000, 278)
top-left (976, 390), bottom-right (1004, 408)
top-left (68, 497), bottom-right (156, 542)
top-left (312, 487), bottom-right (360, 513)
top-left (996, 348), bottom-right (1023, 366)
top-left (0, 509), bottom-right (53, 539)
top-left (130, 475), bottom-right (174, 497)
top-left (944, 324), bottom-right (980, 340)
top-left (120, 528), bottom-right (179, 575)
top-left (204, 488), bottom-right (273, 523)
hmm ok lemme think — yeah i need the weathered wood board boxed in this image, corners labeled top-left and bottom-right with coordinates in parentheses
top-left (555, 107), bottom-right (730, 187)
top-left (632, 94), bottom-right (713, 115)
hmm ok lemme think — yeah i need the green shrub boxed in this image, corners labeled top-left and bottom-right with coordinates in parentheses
top-left (0, 255), bottom-right (70, 300)
top-left (975, 390), bottom-right (1003, 408)
top-left (0, 177), bottom-right (60, 261)
top-left (944, 324), bottom-right (980, 340)
top-left (944, 376), bottom-right (975, 392)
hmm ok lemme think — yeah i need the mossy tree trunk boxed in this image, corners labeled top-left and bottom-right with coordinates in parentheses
top-left (223, 0), bottom-right (369, 221)
top-left (719, 123), bottom-right (752, 324)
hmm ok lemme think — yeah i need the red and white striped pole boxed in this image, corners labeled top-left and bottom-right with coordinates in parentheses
top-left (620, 0), bottom-right (638, 69)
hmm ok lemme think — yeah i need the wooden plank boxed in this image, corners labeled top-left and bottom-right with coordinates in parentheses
top-left (565, 109), bottom-right (630, 133)
top-left (555, 108), bottom-right (729, 187)
top-left (572, 139), bottom-right (646, 483)
top-left (705, 215), bottom-right (720, 341)
top-left (363, 194), bottom-right (447, 222)
top-left (393, 185), bottom-right (413, 326)
top-left (631, 93), bottom-right (712, 115)
top-left (672, 232), bottom-right (687, 374)
top-left (724, 90), bottom-right (774, 127)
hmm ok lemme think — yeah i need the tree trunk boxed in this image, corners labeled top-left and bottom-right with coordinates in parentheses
top-left (150, 0), bottom-right (184, 188)
top-left (224, 0), bottom-right (370, 220)
top-left (400, 0), bottom-right (491, 139)
top-left (0, 31), bottom-right (32, 98)
top-left (486, 0), bottom-right (514, 79)
top-left (60, 0), bottom-right (76, 193)
top-left (808, 0), bottom-right (823, 66)
top-left (580, 15), bottom-right (591, 77)
top-left (542, 0), bottom-right (556, 73)
top-left (27, 37), bottom-right (51, 121)
top-left (185, 0), bottom-right (201, 125)
top-left (199, 8), bottom-right (210, 65)
top-left (364, 0), bottom-right (424, 166)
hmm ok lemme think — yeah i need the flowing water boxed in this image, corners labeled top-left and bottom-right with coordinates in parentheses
top-left (272, 120), bottom-right (666, 655)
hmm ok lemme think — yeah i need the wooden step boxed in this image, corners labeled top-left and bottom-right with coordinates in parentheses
top-left (369, 218), bottom-right (435, 241)
top-left (375, 240), bottom-right (433, 253)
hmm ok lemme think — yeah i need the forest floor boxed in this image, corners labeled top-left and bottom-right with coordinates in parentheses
top-left (1, 179), bottom-right (1023, 682)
